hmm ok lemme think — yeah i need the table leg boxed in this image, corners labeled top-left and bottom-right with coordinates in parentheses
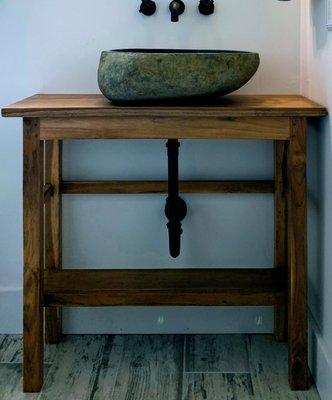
top-left (287, 117), bottom-right (309, 390)
top-left (274, 140), bottom-right (287, 342)
top-left (45, 140), bottom-right (63, 344)
top-left (23, 118), bottom-right (44, 392)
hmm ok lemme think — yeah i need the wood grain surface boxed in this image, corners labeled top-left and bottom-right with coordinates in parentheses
top-left (2, 94), bottom-right (327, 118)
top-left (286, 118), bottom-right (309, 390)
top-left (44, 140), bottom-right (63, 344)
top-left (23, 118), bottom-right (44, 392)
top-left (38, 116), bottom-right (290, 140)
top-left (61, 180), bottom-right (274, 194)
top-left (43, 269), bottom-right (286, 307)
top-left (186, 335), bottom-right (249, 373)
top-left (274, 141), bottom-right (287, 342)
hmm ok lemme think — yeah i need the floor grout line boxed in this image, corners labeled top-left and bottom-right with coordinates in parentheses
top-left (0, 361), bottom-right (53, 365)
top-left (244, 333), bottom-right (255, 390)
top-left (87, 335), bottom-right (108, 400)
top-left (180, 335), bottom-right (187, 400)
top-left (184, 371), bottom-right (252, 375)
top-left (109, 336), bottom-right (124, 400)
top-left (183, 335), bottom-right (187, 373)
top-left (36, 361), bottom-right (56, 399)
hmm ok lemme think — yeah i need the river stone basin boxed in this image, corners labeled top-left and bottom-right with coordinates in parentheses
top-left (98, 49), bottom-right (260, 103)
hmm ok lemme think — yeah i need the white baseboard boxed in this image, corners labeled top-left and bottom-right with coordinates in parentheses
top-left (0, 289), bottom-right (274, 334)
top-left (63, 306), bottom-right (274, 334)
top-left (0, 289), bottom-right (22, 334)
top-left (309, 311), bottom-right (332, 400)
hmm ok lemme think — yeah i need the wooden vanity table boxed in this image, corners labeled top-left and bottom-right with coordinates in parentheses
top-left (2, 94), bottom-right (327, 392)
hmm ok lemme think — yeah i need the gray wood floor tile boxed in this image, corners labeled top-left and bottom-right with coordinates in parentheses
top-left (186, 335), bottom-right (249, 373)
top-left (89, 335), bottom-right (124, 400)
top-left (247, 335), bottom-right (320, 400)
top-left (0, 363), bottom-right (50, 400)
top-left (183, 373), bottom-right (254, 400)
top-left (39, 335), bottom-right (105, 400)
top-left (107, 335), bottom-right (184, 400)
top-left (0, 334), bottom-right (322, 399)
top-left (0, 335), bottom-right (57, 363)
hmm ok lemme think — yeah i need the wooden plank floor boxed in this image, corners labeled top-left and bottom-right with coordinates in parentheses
top-left (0, 334), bottom-right (320, 400)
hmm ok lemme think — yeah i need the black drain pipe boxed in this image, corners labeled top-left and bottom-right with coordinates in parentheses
top-left (165, 139), bottom-right (187, 258)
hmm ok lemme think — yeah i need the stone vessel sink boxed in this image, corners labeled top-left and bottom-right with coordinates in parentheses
top-left (98, 49), bottom-right (260, 103)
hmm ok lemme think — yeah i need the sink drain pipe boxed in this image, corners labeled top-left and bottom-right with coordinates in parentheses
top-left (165, 139), bottom-right (187, 258)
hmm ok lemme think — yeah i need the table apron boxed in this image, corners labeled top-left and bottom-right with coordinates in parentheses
top-left (39, 116), bottom-right (291, 140)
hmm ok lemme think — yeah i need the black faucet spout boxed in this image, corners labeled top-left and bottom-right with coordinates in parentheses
top-left (169, 0), bottom-right (185, 22)
top-left (171, 9), bottom-right (179, 22)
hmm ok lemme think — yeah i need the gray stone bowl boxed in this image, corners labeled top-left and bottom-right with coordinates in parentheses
top-left (98, 49), bottom-right (260, 103)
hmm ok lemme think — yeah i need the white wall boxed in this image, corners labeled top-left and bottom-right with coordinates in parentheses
top-left (301, 1), bottom-right (332, 399)
top-left (0, 0), bottom-right (301, 334)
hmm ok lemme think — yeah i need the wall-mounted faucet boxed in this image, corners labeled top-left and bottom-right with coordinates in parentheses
top-left (140, 0), bottom-right (288, 21)
top-left (169, 0), bottom-right (185, 22)
top-left (139, 0), bottom-right (156, 16)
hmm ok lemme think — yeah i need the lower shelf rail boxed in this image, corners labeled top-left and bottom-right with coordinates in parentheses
top-left (44, 268), bottom-right (286, 307)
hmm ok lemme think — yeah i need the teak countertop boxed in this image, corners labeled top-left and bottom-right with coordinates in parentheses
top-left (2, 94), bottom-right (327, 118)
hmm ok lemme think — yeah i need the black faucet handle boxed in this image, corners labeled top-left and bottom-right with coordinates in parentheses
top-left (139, 0), bottom-right (156, 16)
top-left (198, 0), bottom-right (214, 15)
top-left (169, 0), bottom-right (185, 22)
